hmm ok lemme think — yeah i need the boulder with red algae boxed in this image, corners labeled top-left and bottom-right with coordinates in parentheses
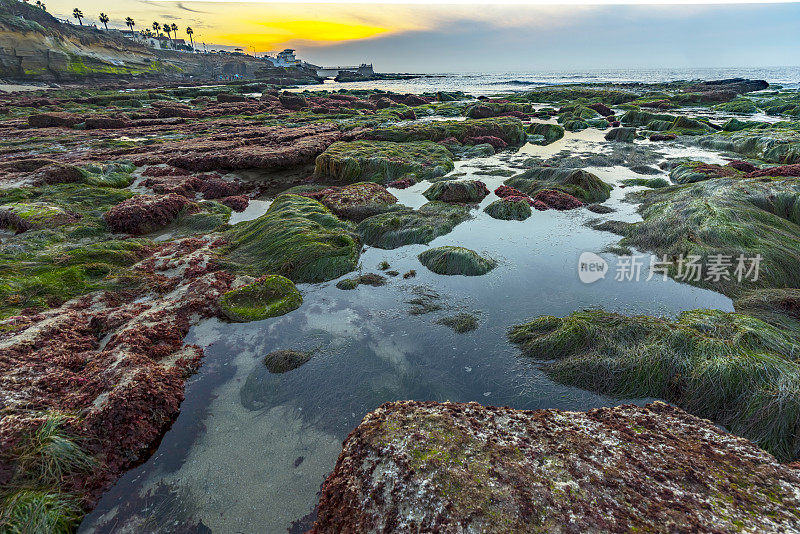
top-left (587, 102), bottom-right (614, 116)
top-left (27, 112), bottom-right (84, 128)
top-left (463, 136), bottom-right (507, 150)
top-left (157, 107), bottom-right (202, 119)
top-left (533, 189), bottom-right (584, 210)
top-left (217, 93), bottom-right (249, 103)
top-left (746, 163), bottom-right (800, 178)
top-left (726, 160), bottom-right (758, 173)
top-left (84, 116), bottom-right (131, 129)
top-left (387, 177), bottom-right (416, 189)
top-left (197, 174), bottom-right (242, 199)
top-left (218, 195), bottom-right (250, 212)
top-left (313, 400), bottom-right (800, 534)
top-left (104, 193), bottom-right (191, 235)
top-left (279, 93), bottom-right (309, 110)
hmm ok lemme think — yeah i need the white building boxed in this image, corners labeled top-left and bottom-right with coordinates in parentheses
top-left (266, 49), bottom-right (301, 67)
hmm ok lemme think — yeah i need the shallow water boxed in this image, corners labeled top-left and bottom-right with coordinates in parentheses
top-left (81, 118), bottom-right (738, 533)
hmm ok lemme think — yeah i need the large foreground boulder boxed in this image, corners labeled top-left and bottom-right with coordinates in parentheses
top-left (313, 400), bottom-right (800, 533)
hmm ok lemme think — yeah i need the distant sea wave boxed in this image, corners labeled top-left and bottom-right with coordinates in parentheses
top-left (488, 80), bottom-right (548, 86)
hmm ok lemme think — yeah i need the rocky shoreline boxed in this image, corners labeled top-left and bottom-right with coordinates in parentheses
top-left (1, 71), bottom-right (800, 530)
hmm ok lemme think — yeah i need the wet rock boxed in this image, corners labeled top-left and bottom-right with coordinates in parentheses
top-left (604, 127), bottom-right (637, 143)
top-left (279, 93), bottom-right (308, 110)
top-left (218, 195), bottom-right (250, 212)
top-left (84, 116), bottom-right (130, 129)
top-left (32, 162), bottom-right (85, 185)
top-left (533, 189), bottom-right (584, 210)
top-left (197, 175), bottom-right (241, 199)
top-left (220, 275), bottom-right (302, 322)
top-left (465, 104), bottom-right (495, 119)
top-left (506, 167), bottom-right (611, 203)
top-left (313, 400), bottom-right (800, 533)
top-left (313, 182), bottom-right (398, 221)
top-left (27, 112), bottom-right (83, 128)
top-left (221, 194), bottom-right (360, 283)
top-left (726, 160), bottom-right (758, 173)
top-left (422, 180), bottom-right (489, 203)
top-left (418, 246), bottom-right (496, 276)
top-left (335, 273), bottom-right (387, 290)
top-left (374, 97), bottom-right (394, 109)
top-left (402, 94), bottom-right (428, 107)
top-left (314, 141), bottom-right (454, 184)
top-left (527, 123), bottom-right (565, 145)
top-left (386, 177), bottom-right (415, 189)
top-left (669, 161), bottom-right (741, 184)
top-left (586, 203), bottom-right (615, 214)
top-left (217, 93), bottom-right (249, 103)
top-left (484, 198), bottom-right (532, 221)
top-left (462, 136), bottom-right (507, 150)
top-left (104, 193), bottom-right (191, 235)
top-left (362, 117), bottom-right (527, 147)
top-left (746, 163), bottom-right (800, 178)
top-left (357, 202), bottom-right (472, 249)
top-left (263, 350), bottom-right (313, 374)
top-left (0, 202), bottom-right (79, 232)
top-left (157, 106), bottom-right (201, 119)
top-left (649, 133), bottom-right (677, 142)
top-left (587, 102), bottom-right (614, 116)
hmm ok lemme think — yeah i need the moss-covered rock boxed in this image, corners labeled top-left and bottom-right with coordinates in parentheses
top-left (313, 140), bottom-right (454, 184)
top-left (0, 202), bottom-right (79, 232)
top-left (422, 180), bottom-right (489, 203)
top-left (356, 202), bottom-right (472, 249)
top-left (604, 127), bottom-right (637, 143)
top-left (527, 122), bottom-right (564, 145)
top-left (362, 117), bottom-right (527, 146)
top-left (715, 98), bottom-right (759, 114)
top-left (220, 275), bottom-right (302, 322)
top-left (620, 110), bottom-right (676, 127)
top-left (592, 177), bottom-right (800, 294)
top-left (505, 167), bottom-right (612, 203)
top-left (221, 194), bottom-right (360, 283)
top-left (483, 198), bottom-right (532, 220)
top-left (418, 246), bottom-right (496, 276)
top-left (668, 160), bottom-right (742, 184)
top-left (509, 308), bottom-right (800, 460)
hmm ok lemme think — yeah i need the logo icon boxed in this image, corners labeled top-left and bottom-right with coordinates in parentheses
top-left (578, 252), bottom-right (608, 284)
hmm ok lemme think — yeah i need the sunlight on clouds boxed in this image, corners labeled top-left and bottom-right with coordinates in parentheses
top-left (213, 20), bottom-right (389, 49)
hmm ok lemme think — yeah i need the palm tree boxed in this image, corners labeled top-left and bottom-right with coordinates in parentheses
top-left (162, 22), bottom-right (171, 44)
top-left (72, 8), bottom-right (83, 25)
top-left (35, 0), bottom-right (46, 10)
top-left (170, 23), bottom-right (178, 46)
top-left (125, 17), bottom-right (135, 37)
top-left (152, 21), bottom-right (160, 38)
top-left (185, 26), bottom-right (194, 50)
top-left (98, 13), bottom-right (108, 30)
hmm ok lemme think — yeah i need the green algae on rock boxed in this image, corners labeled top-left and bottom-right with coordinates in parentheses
top-left (315, 182), bottom-right (398, 221)
top-left (361, 116), bottom-right (527, 146)
top-left (220, 275), bottom-right (302, 322)
top-left (509, 308), bottom-right (800, 460)
top-left (313, 400), bottom-right (800, 533)
top-left (484, 198), bottom-right (532, 220)
top-left (593, 177), bottom-right (800, 295)
top-left (313, 140), bottom-right (454, 184)
top-left (604, 127), bottom-right (637, 143)
top-left (418, 246), bottom-right (496, 276)
top-left (0, 202), bottom-right (79, 232)
top-left (527, 122), bottom-right (564, 145)
top-left (422, 180), bottom-right (489, 203)
top-left (221, 194), bottom-right (360, 283)
top-left (505, 167), bottom-right (612, 203)
top-left (356, 202), bottom-right (472, 249)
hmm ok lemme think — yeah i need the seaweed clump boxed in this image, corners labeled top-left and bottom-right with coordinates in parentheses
top-left (220, 275), bottom-right (302, 322)
top-left (220, 194), bottom-right (360, 283)
top-left (505, 167), bottom-right (612, 203)
top-left (508, 308), bottom-right (800, 461)
top-left (356, 202), bottom-right (472, 249)
top-left (418, 246), bottom-right (496, 276)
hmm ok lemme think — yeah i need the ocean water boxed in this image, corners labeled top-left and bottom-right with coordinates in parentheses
top-left (81, 121), bottom-right (738, 533)
top-left (297, 66), bottom-right (800, 95)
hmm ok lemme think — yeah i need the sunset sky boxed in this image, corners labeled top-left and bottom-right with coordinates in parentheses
top-left (44, 1), bottom-right (800, 71)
